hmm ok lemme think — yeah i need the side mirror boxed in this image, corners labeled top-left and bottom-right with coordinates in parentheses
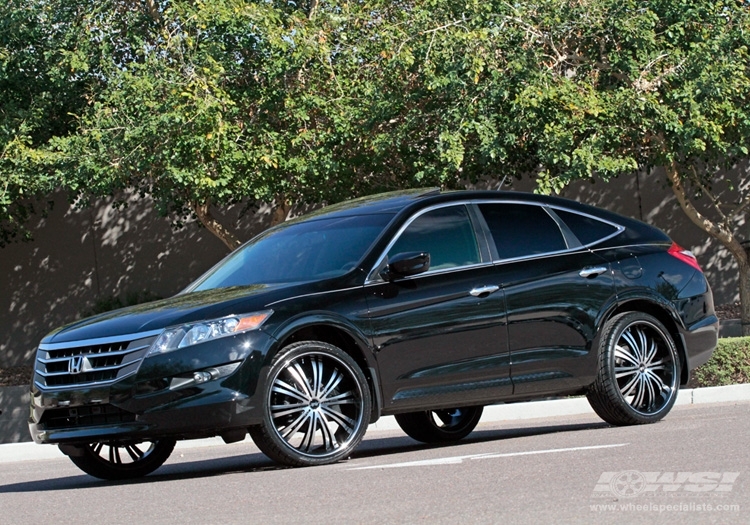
top-left (380, 252), bottom-right (430, 281)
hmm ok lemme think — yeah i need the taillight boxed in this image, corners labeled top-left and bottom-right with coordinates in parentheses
top-left (668, 242), bottom-right (702, 272)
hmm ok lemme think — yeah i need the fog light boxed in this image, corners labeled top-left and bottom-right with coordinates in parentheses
top-left (193, 371), bottom-right (212, 383)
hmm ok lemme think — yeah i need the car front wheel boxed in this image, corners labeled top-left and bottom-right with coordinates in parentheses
top-left (587, 312), bottom-right (680, 425)
top-left (65, 439), bottom-right (176, 480)
top-left (249, 341), bottom-right (371, 467)
top-left (395, 406), bottom-right (483, 443)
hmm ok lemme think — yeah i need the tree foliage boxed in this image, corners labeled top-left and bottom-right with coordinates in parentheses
top-left (0, 0), bottom-right (88, 246)
top-left (2, 0), bottom-right (750, 332)
top-left (488, 0), bottom-right (750, 333)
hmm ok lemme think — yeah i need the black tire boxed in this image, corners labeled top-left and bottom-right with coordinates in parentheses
top-left (249, 341), bottom-right (371, 467)
top-left (587, 312), bottom-right (680, 425)
top-left (67, 439), bottom-right (176, 480)
top-left (395, 406), bottom-right (483, 443)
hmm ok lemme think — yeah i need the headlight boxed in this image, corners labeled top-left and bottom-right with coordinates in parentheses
top-left (147, 310), bottom-right (272, 356)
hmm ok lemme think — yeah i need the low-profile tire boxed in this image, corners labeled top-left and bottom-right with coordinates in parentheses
top-left (587, 312), bottom-right (680, 426)
top-left (395, 406), bottom-right (483, 443)
top-left (249, 341), bottom-right (371, 467)
top-left (66, 439), bottom-right (176, 480)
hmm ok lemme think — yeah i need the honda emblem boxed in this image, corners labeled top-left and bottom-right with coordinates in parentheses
top-left (68, 355), bottom-right (84, 375)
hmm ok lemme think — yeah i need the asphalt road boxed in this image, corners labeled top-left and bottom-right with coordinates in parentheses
top-left (1, 401), bottom-right (747, 525)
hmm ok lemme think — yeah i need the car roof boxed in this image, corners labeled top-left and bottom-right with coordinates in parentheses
top-left (302, 188), bottom-right (617, 221)
top-left (293, 188), bottom-right (667, 246)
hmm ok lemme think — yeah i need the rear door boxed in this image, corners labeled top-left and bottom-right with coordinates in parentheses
top-left (475, 201), bottom-right (618, 396)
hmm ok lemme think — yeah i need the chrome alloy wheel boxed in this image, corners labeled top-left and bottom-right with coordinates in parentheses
top-left (613, 320), bottom-right (678, 415)
top-left (270, 352), bottom-right (364, 456)
top-left (395, 406), bottom-right (483, 443)
top-left (587, 312), bottom-right (680, 426)
top-left (66, 439), bottom-right (176, 479)
top-left (250, 341), bottom-right (371, 466)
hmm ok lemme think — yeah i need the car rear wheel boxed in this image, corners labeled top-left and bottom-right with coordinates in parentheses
top-left (66, 439), bottom-right (176, 480)
top-left (249, 341), bottom-right (371, 467)
top-left (587, 312), bottom-right (680, 425)
top-left (395, 406), bottom-right (483, 443)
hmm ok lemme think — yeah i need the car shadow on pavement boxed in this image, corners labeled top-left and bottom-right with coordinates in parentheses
top-left (0, 419), bottom-right (610, 493)
top-left (353, 420), bottom-right (611, 461)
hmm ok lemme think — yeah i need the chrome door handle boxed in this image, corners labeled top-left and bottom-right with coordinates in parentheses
top-left (470, 285), bottom-right (500, 297)
top-left (579, 266), bottom-right (608, 278)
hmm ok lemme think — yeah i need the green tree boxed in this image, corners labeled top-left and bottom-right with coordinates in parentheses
top-left (3, 0), bottom-right (749, 335)
top-left (0, 0), bottom-right (87, 246)
top-left (53, 0), bottom-right (397, 249)
top-left (488, 0), bottom-right (750, 334)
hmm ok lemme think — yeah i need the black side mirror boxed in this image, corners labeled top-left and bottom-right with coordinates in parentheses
top-left (380, 252), bottom-right (431, 281)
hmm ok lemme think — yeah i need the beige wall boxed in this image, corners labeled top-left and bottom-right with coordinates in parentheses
top-left (0, 175), bottom-right (742, 368)
top-left (0, 193), bottom-right (274, 368)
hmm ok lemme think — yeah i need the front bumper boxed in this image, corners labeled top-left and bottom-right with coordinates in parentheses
top-left (29, 329), bottom-right (276, 445)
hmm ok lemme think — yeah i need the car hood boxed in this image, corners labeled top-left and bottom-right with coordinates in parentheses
top-left (43, 284), bottom-right (291, 344)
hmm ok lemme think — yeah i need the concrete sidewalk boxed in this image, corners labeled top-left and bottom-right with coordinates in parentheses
top-left (2, 383), bottom-right (749, 464)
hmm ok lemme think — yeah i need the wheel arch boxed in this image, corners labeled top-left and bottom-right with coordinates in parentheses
top-left (607, 298), bottom-right (690, 385)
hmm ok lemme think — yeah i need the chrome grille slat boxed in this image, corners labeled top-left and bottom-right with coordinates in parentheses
top-left (36, 361), bottom-right (130, 376)
top-left (37, 343), bottom-right (151, 363)
top-left (34, 332), bottom-right (159, 390)
top-left (34, 371), bottom-right (138, 391)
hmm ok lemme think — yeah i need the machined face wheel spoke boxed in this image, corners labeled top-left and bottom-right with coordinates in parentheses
top-left (645, 370), bottom-right (667, 393)
top-left (272, 379), bottom-right (310, 404)
top-left (320, 406), bottom-right (355, 432)
top-left (109, 446), bottom-right (122, 464)
top-left (289, 363), bottom-right (314, 398)
top-left (89, 441), bottom-right (155, 466)
top-left (298, 414), bottom-right (317, 452)
top-left (279, 410), bottom-right (313, 440)
top-left (643, 379), bottom-right (655, 408)
top-left (435, 410), bottom-right (460, 427)
top-left (124, 444), bottom-right (144, 462)
top-left (646, 357), bottom-right (668, 370)
top-left (615, 364), bottom-right (639, 379)
top-left (620, 373), bottom-right (640, 398)
top-left (321, 390), bottom-right (356, 406)
top-left (311, 357), bottom-right (324, 397)
top-left (320, 370), bottom-right (344, 399)
top-left (615, 345), bottom-right (640, 367)
top-left (315, 413), bottom-right (339, 450)
top-left (271, 404), bottom-right (308, 419)
top-left (643, 339), bottom-right (659, 365)
top-left (620, 331), bottom-right (643, 362)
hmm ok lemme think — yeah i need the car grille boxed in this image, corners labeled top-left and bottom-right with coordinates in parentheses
top-left (40, 404), bottom-right (137, 430)
top-left (34, 333), bottom-right (159, 390)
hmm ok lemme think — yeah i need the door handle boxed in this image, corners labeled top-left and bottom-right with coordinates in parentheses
top-left (470, 285), bottom-right (500, 297)
top-left (579, 266), bottom-right (608, 278)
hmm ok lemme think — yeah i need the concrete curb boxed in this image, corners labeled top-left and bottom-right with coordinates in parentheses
top-left (2, 383), bottom-right (749, 464)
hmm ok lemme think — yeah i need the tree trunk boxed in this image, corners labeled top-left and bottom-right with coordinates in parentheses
top-left (192, 201), bottom-right (242, 252)
top-left (665, 162), bottom-right (750, 336)
top-left (270, 198), bottom-right (291, 227)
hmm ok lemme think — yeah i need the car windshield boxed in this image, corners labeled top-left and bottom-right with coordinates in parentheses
top-left (190, 213), bottom-right (394, 290)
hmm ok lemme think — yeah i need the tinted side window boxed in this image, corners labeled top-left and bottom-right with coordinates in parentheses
top-left (553, 209), bottom-right (619, 246)
top-left (388, 205), bottom-right (480, 270)
top-left (478, 203), bottom-right (567, 260)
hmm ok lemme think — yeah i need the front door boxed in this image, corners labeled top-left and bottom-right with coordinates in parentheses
top-left (365, 204), bottom-right (511, 412)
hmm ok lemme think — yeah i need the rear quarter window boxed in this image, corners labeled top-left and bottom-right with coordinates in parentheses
top-left (553, 209), bottom-right (620, 246)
